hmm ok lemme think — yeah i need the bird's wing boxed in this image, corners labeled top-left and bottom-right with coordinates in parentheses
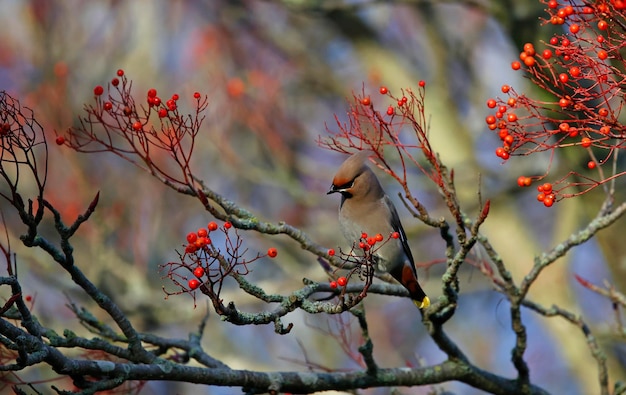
top-left (384, 195), bottom-right (417, 275)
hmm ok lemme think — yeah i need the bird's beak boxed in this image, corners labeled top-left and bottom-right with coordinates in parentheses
top-left (327, 185), bottom-right (339, 195)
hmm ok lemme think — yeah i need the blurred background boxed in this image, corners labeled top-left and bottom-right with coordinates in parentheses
top-left (1, 0), bottom-right (624, 394)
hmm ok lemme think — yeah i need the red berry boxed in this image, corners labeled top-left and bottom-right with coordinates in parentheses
top-left (541, 183), bottom-right (553, 193)
top-left (185, 244), bottom-right (197, 254)
top-left (598, 50), bottom-right (608, 60)
top-left (193, 267), bottom-right (205, 278)
top-left (581, 137), bottom-right (591, 148)
top-left (361, 97), bottom-right (371, 106)
top-left (386, 106), bottom-right (394, 116)
top-left (569, 24), bottom-right (580, 34)
top-left (542, 49), bottom-right (552, 59)
top-left (549, 37), bottom-right (558, 45)
top-left (25, 295), bottom-right (32, 302)
top-left (328, 248), bottom-right (335, 256)
top-left (197, 228), bottom-right (208, 238)
top-left (418, 80), bottom-right (425, 87)
top-left (507, 113), bottom-right (518, 122)
top-left (147, 88), bottom-right (157, 98)
top-left (548, 0), bottom-right (557, 9)
top-left (391, 232), bottom-right (400, 239)
top-left (111, 77), bottom-right (119, 87)
top-left (188, 279), bottom-right (200, 290)
top-left (337, 277), bottom-right (347, 287)
top-left (367, 237), bottom-right (377, 246)
top-left (329, 281), bottom-right (338, 289)
top-left (104, 102), bottom-right (113, 111)
top-left (379, 86), bottom-right (388, 94)
top-left (598, 20), bottom-right (608, 31)
top-left (208, 222), bottom-right (218, 231)
top-left (375, 233), bottom-right (384, 242)
top-left (94, 85), bottom-right (104, 96)
top-left (55, 136), bottom-right (65, 145)
top-left (543, 196), bottom-right (554, 207)
top-left (511, 61), bottom-right (521, 70)
top-left (193, 92), bottom-right (201, 99)
top-left (360, 232), bottom-right (368, 239)
top-left (224, 222), bottom-right (232, 230)
top-left (501, 85), bottom-right (510, 93)
top-left (486, 115), bottom-right (497, 125)
top-left (486, 99), bottom-right (497, 108)
top-left (587, 161), bottom-right (596, 169)
top-left (153, 97), bottom-right (161, 106)
top-left (116, 69), bottom-right (124, 76)
top-left (267, 247), bottom-right (278, 258)
top-left (171, 93), bottom-right (179, 101)
top-left (186, 232), bottom-right (198, 243)
top-left (132, 121), bottom-right (142, 131)
top-left (158, 108), bottom-right (167, 118)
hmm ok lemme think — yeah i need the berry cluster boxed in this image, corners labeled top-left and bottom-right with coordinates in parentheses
top-left (326, 231), bottom-right (401, 290)
top-left (63, 70), bottom-right (210, 192)
top-left (485, 0), bottom-right (626, 206)
top-left (161, 220), bottom-right (277, 305)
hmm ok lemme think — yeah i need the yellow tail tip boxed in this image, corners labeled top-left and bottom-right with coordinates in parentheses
top-left (414, 296), bottom-right (430, 309)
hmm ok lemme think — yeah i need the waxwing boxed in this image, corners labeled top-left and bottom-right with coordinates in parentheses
top-left (327, 151), bottom-right (430, 309)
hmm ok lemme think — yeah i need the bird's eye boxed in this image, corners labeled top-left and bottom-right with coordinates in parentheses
top-left (337, 180), bottom-right (354, 190)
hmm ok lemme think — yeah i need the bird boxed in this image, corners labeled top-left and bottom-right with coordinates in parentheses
top-left (327, 151), bottom-right (430, 309)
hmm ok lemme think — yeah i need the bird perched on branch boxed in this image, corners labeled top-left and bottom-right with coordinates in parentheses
top-left (327, 151), bottom-right (430, 309)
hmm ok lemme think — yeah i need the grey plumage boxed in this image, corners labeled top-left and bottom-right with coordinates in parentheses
top-left (327, 151), bottom-right (430, 309)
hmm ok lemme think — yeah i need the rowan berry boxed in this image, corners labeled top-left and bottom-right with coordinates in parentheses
top-left (360, 232), bottom-right (368, 239)
top-left (581, 137), bottom-right (592, 148)
top-left (598, 50), bottom-right (608, 60)
top-left (543, 196), bottom-right (554, 207)
top-left (511, 61), bottom-right (521, 70)
top-left (391, 232), bottom-right (400, 239)
top-left (523, 57), bottom-right (535, 67)
top-left (587, 161), bottom-right (596, 169)
top-left (147, 88), bottom-right (157, 98)
top-left (193, 92), bottom-right (201, 99)
top-left (132, 121), bottom-right (142, 131)
top-left (158, 108), bottom-right (167, 118)
top-left (193, 267), bottom-right (205, 278)
top-left (268, 248), bottom-right (278, 258)
top-left (116, 69), bottom-right (124, 76)
top-left (328, 248), bottom-right (335, 256)
top-left (501, 85), bottom-right (510, 93)
top-left (337, 277), bottom-right (347, 287)
top-left (224, 222), bottom-right (232, 229)
top-left (598, 20), bottom-right (608, 31)
top-left (379, 86), bottom-right (388, 94)
top-left (94, 85), bottom-right (104, 96)
top-left (542, 49), bottom-right (552, 59)
top-left (507, 113), bottom-right (518, 122)
top-left (387, 106), bottom-right (394, 116)
top-left (486, 99), bottom-right (496, 108)
top-left (375, 233), bottom-right (384, 242)
top-left (367, 237), bottom-right (377, 246)
top-left (559, 73), bottom-right (569, 83)
top-left (569, 24), bottom-right (580, 34)
top-left (361, 97), bottom-right (371, 106)
top-left (104, 102), bottom-right (113, 111)
top-left (418, 80), bottom-right (426, 87)
top-left (569, 66), bottom-right (580, 77)
top-left (330, 281), bottom-right (338, 289)
top-left (111, 77), bottom-right (119, 87)
top-left (55, 136), bottom-right (65, 145)
top-left (197, 228), bottom-right (208, 238)
top-left (188, 279), bottom-right (200, 290)
top-left (186, 232), bottom-right (198, 243)
top-left (208, 222), bottom-right (218, 231)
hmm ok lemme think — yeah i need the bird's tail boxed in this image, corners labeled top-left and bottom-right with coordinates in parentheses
top-left (395, 264), bottom-right (430, 310)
